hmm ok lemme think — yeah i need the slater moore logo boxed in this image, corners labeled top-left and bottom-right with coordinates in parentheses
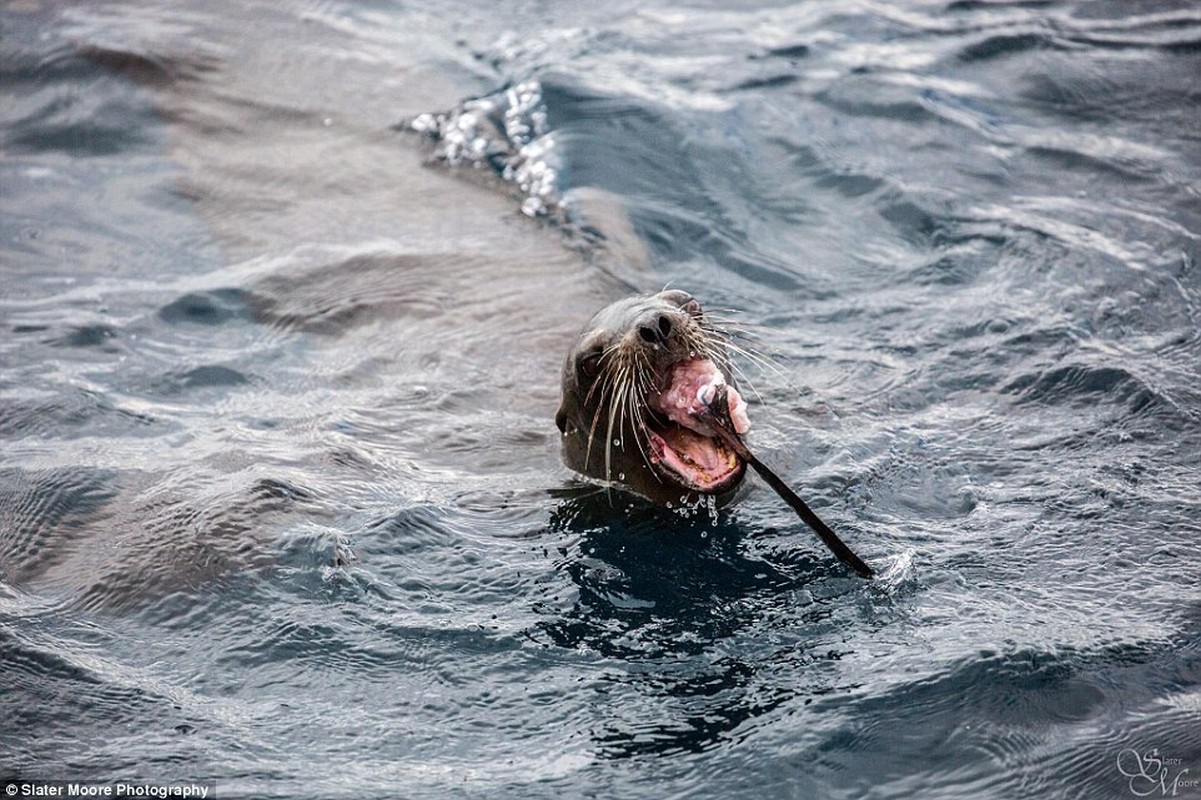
top-left (1117, 747), bottom-right (1198, 797)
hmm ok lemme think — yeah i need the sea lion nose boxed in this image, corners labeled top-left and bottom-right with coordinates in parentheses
top-left (638, 312), bottom-right (673, 345)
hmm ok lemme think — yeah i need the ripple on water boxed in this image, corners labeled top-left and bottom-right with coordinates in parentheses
top-left (1003, 360), bottom-right (1190, 427)
top-left (0, 390), bottom-right (161, 440)
top-left (0, 469), bottom-right (324, 615)
top-left (0, 467), bottom-right (118, 583)
top-left (801, 640), bottom-right (1184, 796)
top-left (1, 0), bottom-right (1199, 796)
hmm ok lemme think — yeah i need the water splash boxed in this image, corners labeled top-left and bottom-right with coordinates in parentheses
top-left (874, 548), bottom-right (917, 593)
top-left (405, 80), bottom-right (562, 218)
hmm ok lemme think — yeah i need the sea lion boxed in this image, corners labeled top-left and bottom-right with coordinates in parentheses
top-left (555, 290), bottom-right (751, 504)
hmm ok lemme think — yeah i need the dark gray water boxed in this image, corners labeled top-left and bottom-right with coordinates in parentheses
top-left (3, 1), bottom-right (1200, 798)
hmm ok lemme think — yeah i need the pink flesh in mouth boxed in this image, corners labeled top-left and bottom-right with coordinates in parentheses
top-left (646, 358), bottom-right (751, 492)
top-left (655, 358), bottom-right (750, 436)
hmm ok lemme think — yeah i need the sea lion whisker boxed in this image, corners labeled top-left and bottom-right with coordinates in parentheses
top-left (625, 356), bottom-right (658, 476)
top-left (581, 342), bottom-right (633, 469)
top-left (581, 344), bottom-right (622, 408)
top-left (701, 317), bottom-right (782, 369)
top-left (699, 313), bottom-right (771, 346)
top-left (726, 359), bottom-right (767, 405)
top-left (693, 338), bottom-right (772, 405)
top-left (580, 363), bottom-right (607, 413)
top-left (691, 337), bottom-right (733, 373)
top-left (605, 360), bottom-right (639, 484)
top-left (715, 333), bottom-right (774, 365)
top-left (715, 337), bottom-right (788, 384)
top-left (583, 366), bottom-right (615, 470)
top-left (583, 401), bottom-right (604, 469)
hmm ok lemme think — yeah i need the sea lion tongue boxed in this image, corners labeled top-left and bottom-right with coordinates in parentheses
top-left (692, 385), bottom-right (876, 580)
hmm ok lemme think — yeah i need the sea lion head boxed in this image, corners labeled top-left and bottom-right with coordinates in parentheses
top-left (555, 290), bottom-right (750, 504)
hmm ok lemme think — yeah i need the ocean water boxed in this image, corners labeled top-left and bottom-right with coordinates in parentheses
top-left (2, 1), bottom-right (1200, 798)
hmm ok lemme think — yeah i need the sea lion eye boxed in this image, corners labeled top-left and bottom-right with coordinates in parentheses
top-left (579, 349), bottom-right (603, 379)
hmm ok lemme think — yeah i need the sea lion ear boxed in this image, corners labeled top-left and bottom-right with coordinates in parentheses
top-left (555, 407), bottom-right (569, 434)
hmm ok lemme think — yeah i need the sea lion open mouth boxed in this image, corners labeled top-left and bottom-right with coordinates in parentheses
top-left (645, 356), bottom-right (750, 493)
top-left (555, 290), bottom-right (750, 503)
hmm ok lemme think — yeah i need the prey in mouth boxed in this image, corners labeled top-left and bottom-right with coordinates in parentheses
top-left (556, 290), bottom-right (753, 503)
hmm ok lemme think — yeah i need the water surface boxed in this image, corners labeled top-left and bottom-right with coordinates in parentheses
top-left (2, 1), bottom-right (1200, 798)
